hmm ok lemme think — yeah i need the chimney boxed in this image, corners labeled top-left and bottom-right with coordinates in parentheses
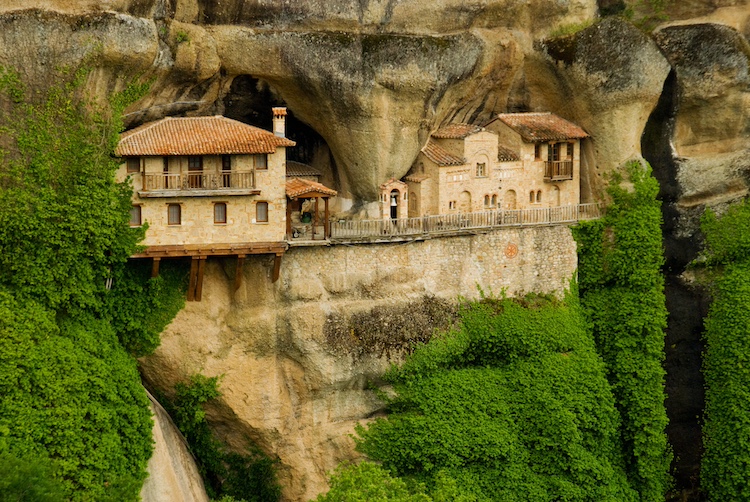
top-left (272, 107), bottom-right (287, 138)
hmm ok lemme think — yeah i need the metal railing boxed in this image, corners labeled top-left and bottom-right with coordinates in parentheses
top-left (330, 203), bottom-right (600, 241)
top-left (544, 160), bottom-right (573, 180)
top-left (141, 171), bottom-right (255, 191)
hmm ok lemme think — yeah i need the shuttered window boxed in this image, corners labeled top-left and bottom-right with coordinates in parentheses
top-left (168, 204), bottom-right (181, 225)
top-left (256, 201), bottom-right (268, 222)
top-left (129, 206), bottom-right (141, 226)
top-left (214, 203), bottom-right (227, 224)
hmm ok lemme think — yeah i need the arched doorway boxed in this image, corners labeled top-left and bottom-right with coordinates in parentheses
top-left (390, 190), bottom-right (399, 219)
top-left (459, 191), bottom-right (472, 212)
top-left (504, 190), bottom-right (517, 210)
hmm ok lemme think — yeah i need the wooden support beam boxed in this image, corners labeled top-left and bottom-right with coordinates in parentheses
top-left (314, 197), bottom-right (320, 239)
top-left (272, 253), bottom-right (283, 283)
top-left (234, 255), bottom-right (245, 292)
top-left (324, 197), bottom-right (330, 239)
top-left (151, 257), bottom-right (161, 278)
top-left (187, 257), bottom-right (199, 302)
top-left (195, 257), bottom-right (206, 301)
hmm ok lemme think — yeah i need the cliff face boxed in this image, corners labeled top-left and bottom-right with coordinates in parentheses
top-left (2, 1), bottom-right (750, 500)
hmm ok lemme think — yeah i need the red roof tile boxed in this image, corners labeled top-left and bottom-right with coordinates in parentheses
top-left (286, 161), bottom-right (322, 177)
top-left (491, 113), bottom-right (588, 142)
top-left (498, 144), bottom-right (520, 162)
top-left (431, 123), bottom-right (483, 139)
top-left (116, 115), bottom-right (295, 156)
top-left (421, 139), bottom-right (464, 166)
top-left (404, 173), bottom-right (430, 183)
top-left (286, 178), bottom-right (337, 199)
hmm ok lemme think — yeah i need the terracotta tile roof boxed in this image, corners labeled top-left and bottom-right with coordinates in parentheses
top-left (115, 115), bottom-right (295, 156)
top-left (404, 173), bottom-right (430, 183)
top-left (431, 123), bottom-right (483, 139)
top-left (491, 112), bottom-right (588, 142)
top-left (286, 178), bottom-right (337, 199)
top-left (286, 161), bottom-right (322, 177)
top-left (421, 139), bottom-right (464, 166)
top-left (498, 144), bottom-right (520, 162)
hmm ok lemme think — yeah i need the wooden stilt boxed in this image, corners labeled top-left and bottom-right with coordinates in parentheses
top-left (234, 255), bottom-right (245, 292)
top-left (324, 197), bottom-right (330, 238)
top-left (272, 253), bottom-right (283, 283)
top-left (151, 257), bottom-right (161, 278)
top-left (314, 197), bottom-right (320, 240)
top-left (195, 257), bottom-right (206, 301)
top-left (187, 257), bottom-right (199, 301)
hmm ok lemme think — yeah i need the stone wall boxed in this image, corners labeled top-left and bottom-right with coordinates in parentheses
top-left (139, 224), bottom-right (578, 501)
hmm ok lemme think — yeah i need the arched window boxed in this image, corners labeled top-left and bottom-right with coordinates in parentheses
top-left (530, 191), bottom-right (535, 203)
top-left (536, 190), bottom-right (542, 203)
top-left (484, 195), bottom-right (490, 207)
top-left (491, 194), bottom-right (497, 207)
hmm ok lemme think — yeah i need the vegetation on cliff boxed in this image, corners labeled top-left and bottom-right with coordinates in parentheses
top-left (573, 161), bottom-right (671, 501)
top-left (0, 66), bottom-right (183, 500)
top-left (698, 200), bottom-right (750, 501)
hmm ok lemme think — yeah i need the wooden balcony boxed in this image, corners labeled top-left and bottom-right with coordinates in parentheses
top-left (544, 160), bottom-right (573, 181)
top-left (330, 203), bottom-right (601, 242)
top-left (138, 171), bottom-right (259, 197)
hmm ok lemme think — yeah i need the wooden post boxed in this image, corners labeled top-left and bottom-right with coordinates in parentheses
top-left (195, 257), bottom-right (206, 301)
top-left (187, 257), bottom-right (199, 302)
top-left (151, 257), bottom-right (161, 278)
top-left (286, 197), bottom-right (292, 239)
top-left (313, 197), bottom-right (319, 240)
top-left (324, 197), bottom-right (330, 238)
top-left (234, 255), bottom-right (245, 292)
top-left (272, 253), bottom-right (283, 283)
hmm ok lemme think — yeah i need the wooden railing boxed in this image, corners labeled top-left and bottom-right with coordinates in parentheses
top-left (141, 171), bottom-right (255, 191)
top-left (544, 160), bottom-right (573, 180)
top-left (330, 204), bottom-right (600, 241)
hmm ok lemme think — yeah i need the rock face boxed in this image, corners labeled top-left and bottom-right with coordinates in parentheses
top-left (139, 226), bottom-right (578, 501)
top-left (141, 391), bottom-right (210, 502)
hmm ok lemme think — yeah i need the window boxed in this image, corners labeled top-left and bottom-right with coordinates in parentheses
top-left (254, 154), bottom-right (268, 170)
top-left (129, 205), bottom-right (141, 226)
top-left (214, 203), bottom-right (227, 224)
top-left (476, 163), bottom-right (486, 177)
top-left (126, 157), bottom-right (140, 173)
top-left (222, 155), bottom-right (232, 187)
top-left (188, 156), bottom-right (203, 170)
top-left (449, 201), bottom-right (456, 210)
top-left (256, 201), bottom-right (268, 222)
top-left (530, 191), bottom-right (535, 203)
top-left (567, 142), bottom-right (574, 160)
top-left (536, 190), bottom-right (542, 203)
top-left (548, 143), bottom-right (561, 162)
top-left (484, 195), bottom-right (490, 207)
top-left (534, 144), bottom-right (542, 160)
top-left (491, 194), bottom-right (497, 207)
top-left (168, 204), bottom-right (181, 225)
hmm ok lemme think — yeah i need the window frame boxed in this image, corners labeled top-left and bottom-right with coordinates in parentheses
top-left (129, 205), bottom-right (142, 227)
top-left (167, 204), bottom-right (181, 226)
top-left (254, 154), bottom-right (268, 170)
top-left (476, 162), bottom-right (486, 178)
top-left (214, 202), bottom-right (227, 225)
top-left (126, 157), bottom-right (140, 173)
top-left (256, 201), bottom-right (269, 223)
top-left (188, 156), bottom-right (203, 171)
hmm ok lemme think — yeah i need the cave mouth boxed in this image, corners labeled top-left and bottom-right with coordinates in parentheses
top-left (222, 75), bottom-right (338, 187)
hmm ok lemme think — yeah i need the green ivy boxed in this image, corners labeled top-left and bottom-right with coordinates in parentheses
top-left (162, 374), bottom-right (281, 502)
top-left (699, 199), bottom-right (750, 500)
top-left (572, 161), bottom-right (671, 501)
top-left (350, 294), bottom-right (636, 501)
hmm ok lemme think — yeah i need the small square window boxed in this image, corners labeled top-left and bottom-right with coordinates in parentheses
top-left (129, 205), bottom-right (141, 226)
top-left (188, 156), bottom-right (203, 170)
top-left (168, 204), bottom-right (181, 225)
top-left (255, 154), bottom-right (268, 170)
top-left (256, 201), bottom-right (268, 222)
top-left (214, 203), bottom-right (227, 224)
top-left (126, 157), bottom-right (140, 173)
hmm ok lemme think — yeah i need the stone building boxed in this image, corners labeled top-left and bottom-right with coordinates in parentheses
top-left (403, 113), bottom-right (588, 215)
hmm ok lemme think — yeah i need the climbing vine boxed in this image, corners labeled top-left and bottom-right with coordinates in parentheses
top-left (572, 161), bottom-right (671, 501)
top-left (0, 64), bottom-right (179, 500)
top-left (698, 199), bottom-right (750, 501)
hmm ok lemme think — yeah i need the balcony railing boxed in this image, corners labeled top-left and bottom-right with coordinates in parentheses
top-left (141, 171), bottom-right (255, 192)
top-left (330, 204), bottom-right (600, 241)
top-left (544, 160), bottom-right (573, 181)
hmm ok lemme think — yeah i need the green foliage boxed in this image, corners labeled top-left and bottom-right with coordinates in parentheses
top-left (353, 294), bottom-right (636, 501)
top-left (0, 451), bottom-right (66, 501)
top-left (572, 161), bottom-right (671, 501)
top-left (316, 462), bottom-right (431, 502)
top-left (0, 65), bottom-right (181, 500)
top-left (176, 30), bottom-right (190, 43)
top-left (165, 374), bottom-right (281, 502)
top-left (104, 260), bottom-right (187, 356)
top-left (699, 198), bottom-right (750, 500)
top-left (549, 19), bottom-right (594, 38)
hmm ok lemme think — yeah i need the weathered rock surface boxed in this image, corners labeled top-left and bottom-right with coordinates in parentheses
top-left (140, 226), bottom-right (578, 501)
top-left (141, 391), bottom-right (210, 502)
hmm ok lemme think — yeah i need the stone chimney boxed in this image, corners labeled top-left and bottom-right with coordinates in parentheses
top-left (272, 107), bottom-right (287, 138)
